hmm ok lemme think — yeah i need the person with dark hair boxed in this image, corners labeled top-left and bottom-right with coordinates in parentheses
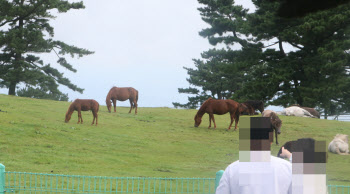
top-left (216, 117), bottom-right (292, 194)
top-left (279, 138), bottom-right (327, 194)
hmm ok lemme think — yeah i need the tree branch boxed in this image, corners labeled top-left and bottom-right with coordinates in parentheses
top-left (0, 0), bottom-right (44, 27)
top-left (263, 41), bottom-right (279, 48)
top-left (287, 41), bottom-right (304, 50)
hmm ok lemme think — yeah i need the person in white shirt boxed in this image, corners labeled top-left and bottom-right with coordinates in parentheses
top-left (279, 139), bottom-right (327, 194)
top-left (216, 117), bottom-right (292, 194)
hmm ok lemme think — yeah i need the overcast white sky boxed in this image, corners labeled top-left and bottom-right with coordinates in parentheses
top-left (1, 0), bottom-right (284, 110)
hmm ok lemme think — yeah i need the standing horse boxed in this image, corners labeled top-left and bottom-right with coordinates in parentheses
top-left (194, 98), bottom-right (244, 131)
top-left (65, 99), bottom-right (99, 125)
top-left (262, 110), bottom-right (282, 145)
top-left (242, 100), bottom-right (264, 115)
top-left (106, 87), bottom-right (138, 114)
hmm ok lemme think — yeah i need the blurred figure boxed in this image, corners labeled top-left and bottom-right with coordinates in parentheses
top-left (216, 117), bottom-right (292, 194)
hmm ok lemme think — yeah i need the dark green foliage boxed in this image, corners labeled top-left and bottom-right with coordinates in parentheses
top-left (178, 0), bottom-right (350, 116)
top-left (0, 0), bottom-right (93, 99)
top-left (17, 86), bottom-right (68, 101)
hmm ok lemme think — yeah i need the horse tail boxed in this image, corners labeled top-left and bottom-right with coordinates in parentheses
top-left (136, 90), bottom-right (139, 103)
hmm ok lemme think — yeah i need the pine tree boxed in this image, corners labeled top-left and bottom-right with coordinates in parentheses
top-left (179, 0), bottom-right (350, 116)
top-left (0, 0), bottom-right (93, 97)
top-left (238, 0), bottom-right (350, 117)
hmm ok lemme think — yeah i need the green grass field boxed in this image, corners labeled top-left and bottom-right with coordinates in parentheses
top-left (0, 94), bottom-right (350, 186)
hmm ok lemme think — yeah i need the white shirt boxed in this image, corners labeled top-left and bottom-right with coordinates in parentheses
top-left (216, 156), bottom-right (292, 194)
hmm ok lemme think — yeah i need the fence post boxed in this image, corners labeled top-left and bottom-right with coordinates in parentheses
top-left (0, 163), bottom-right (4, 194)
top-left (215, 170), bottom-right (224, 192)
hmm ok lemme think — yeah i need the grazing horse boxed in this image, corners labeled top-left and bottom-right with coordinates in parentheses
top-left (194, 98), bottom-right (244, 131)
top-left (288, 104), bottom-right (320, 118)
top-left (262, 110), bottom-right (282, 145)
top-left (65, 99), bottom-right (99, 125)
top-left (242, 100), bottom-right (264, 115)
top-left (106, 87), bottom-right (138, 114)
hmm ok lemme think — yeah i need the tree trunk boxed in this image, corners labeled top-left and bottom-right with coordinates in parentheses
top-left (217, 91), bottom-right (222, 100)
top-left (8, 82), bottom-right (16, 95)
top-left (324, 109), bottom-right (328, 119)
top-left (8, 14), bottom-right (24, 95)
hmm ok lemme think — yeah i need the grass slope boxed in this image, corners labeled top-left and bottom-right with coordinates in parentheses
top-left (0, 94), bottom-right (350, 186)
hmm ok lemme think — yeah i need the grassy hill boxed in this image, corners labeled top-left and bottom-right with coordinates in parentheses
top-left (0, 94), bottom-right (350, 186)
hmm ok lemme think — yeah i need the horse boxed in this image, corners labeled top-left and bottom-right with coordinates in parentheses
top-left (281, 106), bottom-right (317, 118)
top-left (288, 104), bottom-right (320, 118)
top-left (262, 110), bottom-right (282, 145)
top-left (194, 98), bottom-right (244, 131)
top-left (106, 87), bottom-right (138, 114)
top-left (65, 99), bottom-right (99, 125)
top-left (328, 134), bottom-right (349, 155)
top-left (242, 100), bottom-right (264, 115)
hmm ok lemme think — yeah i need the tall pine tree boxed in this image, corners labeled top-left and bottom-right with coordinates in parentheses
top-left (178, 0), bottom-right (350, 117)
top-left (0, 0), bottom-right (93, 98)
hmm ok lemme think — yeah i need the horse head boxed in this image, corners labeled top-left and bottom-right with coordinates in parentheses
top-left (239, 103), bottom-right (249, 114)
top-left (272, 116), bottom-right (282, 134)
top-left (106, 99), bottom-right (112, 113)
top-left (194, 114), bottom-right (202, 127)
top-left (65, 111), bottom-right (71, 123)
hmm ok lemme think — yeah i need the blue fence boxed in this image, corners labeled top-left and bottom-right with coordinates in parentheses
top-left (1, 164), bottom-right (350, 194)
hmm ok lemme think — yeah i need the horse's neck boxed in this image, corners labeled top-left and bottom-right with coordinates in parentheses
top-left (197, 106), bottom-right (207, 117)
top-left (68, 105), bottom-right (76, 113)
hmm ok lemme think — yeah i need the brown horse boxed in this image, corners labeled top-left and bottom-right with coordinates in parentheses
top-left (242, 100), bottom-right (264, 115)
top-left (106, 87), bottom-right (138, 114)
top-left (262, 110), bottom-right (282, 145)
top-left (65, 99), bottom-right (99, 125)
top-left (194, 98), bottom-right (244, 131)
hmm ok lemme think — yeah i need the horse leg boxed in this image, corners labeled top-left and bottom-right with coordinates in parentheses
top-left (91, 111), bottom-right (95, 125)
top-left (134, 99), bottom-right (138, 115)
top-left (92, 111), bottom-right (98, 126)
top-left (211, 114), bottom-right (217, 129)
top-left (80, 111), bottom-right (83, 124)
top-left (208, 114), bottom-right (211, 128)
top-left (275, 129), bottom-right (279, 145)
top-left (113, 99), bottom-right (117, 113)
top-left (128, 99), bottom-right (133, 113)
top-left (96, 112), bottom-right (98, 125)
top-left (228, 113), bottom-right (234, 130)
top-left (233, 113), bottom-right (239, 131)
top-left (77, 110), bottom-right (82, 124)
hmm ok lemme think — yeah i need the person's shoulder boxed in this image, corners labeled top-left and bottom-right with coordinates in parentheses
top-left (271, 156), bottom-right (292, 168)
top-left (224, 160), bottom-right (239, 171)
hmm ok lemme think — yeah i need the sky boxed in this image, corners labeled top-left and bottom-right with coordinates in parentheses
top-left (0, 0), bottom-right (283, 111)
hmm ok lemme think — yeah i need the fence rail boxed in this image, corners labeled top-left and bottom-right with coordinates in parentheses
top-left (0, 167), bottom-right (350, 194)
top-left (4, 172), bottom-right (215, 194)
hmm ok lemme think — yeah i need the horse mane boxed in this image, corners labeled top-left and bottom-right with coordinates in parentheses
top-left (106, 87), bottom-right (117, 103)
top-left (199, 98), bottom-right (212, 109)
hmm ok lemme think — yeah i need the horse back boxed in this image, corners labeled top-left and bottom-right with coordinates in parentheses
top-left (112, 87), bottom-right (137, 101)
top-left (205, 99), bottom-right (238, 114)
top-left (73, 99), bottom-right (99, 111)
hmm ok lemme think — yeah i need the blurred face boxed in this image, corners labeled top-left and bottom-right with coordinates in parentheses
top-left (194, 114), bottom-right (202, 127)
